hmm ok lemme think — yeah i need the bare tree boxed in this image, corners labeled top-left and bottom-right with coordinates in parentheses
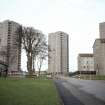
top-left (31, 33), bottom-right (44, 73)
top-left (37, 51), bottom-right (47, 75)
top-left (36, 36), bottom-right (48, 75)
top-left (21, 27), bottom-right (38, 75)
top-left (0, 49), bottom-right (8, 77)
top-left (16, 25), bottom-right (47, 75)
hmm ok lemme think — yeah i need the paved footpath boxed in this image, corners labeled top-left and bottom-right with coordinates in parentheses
top-left (65, 77), bottom-right (105, 102)
top-left (54, 78), bottom-right (105, 105)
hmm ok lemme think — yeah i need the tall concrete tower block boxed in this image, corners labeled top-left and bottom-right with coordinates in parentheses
top-left (93, 39), bottom-right (105, 75)
top-left (0, 20), bottom-right (21, 74)
top-left (99, 22), bottom-right (105, 38)
top-left (48, 31), bottom-right (69, 76)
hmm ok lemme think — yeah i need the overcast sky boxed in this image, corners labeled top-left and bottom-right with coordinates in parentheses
top-left (0, 0), bottom-right (105, 71)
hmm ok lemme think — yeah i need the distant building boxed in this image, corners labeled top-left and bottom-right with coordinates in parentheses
top-left (0, 20), bottom-right (21, 75)
top-left (48, 31), bottom-right (69, 76)
top-left (93, 22), bottom-right (105, 75)
top-left (78, 54), bottom-right (94, 73)
top-left (93, 39), bottom-right (105, 75)
top-left (99, 22), bottom-right (105, 38)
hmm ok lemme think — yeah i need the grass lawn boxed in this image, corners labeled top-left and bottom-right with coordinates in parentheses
top-left (0, 78), bottom-right (60, 105)
top-left (92, 75), bottom-right (105, 80)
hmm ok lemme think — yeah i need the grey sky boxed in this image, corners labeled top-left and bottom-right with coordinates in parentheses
top-left (0, 0), bottom-right (105, 71)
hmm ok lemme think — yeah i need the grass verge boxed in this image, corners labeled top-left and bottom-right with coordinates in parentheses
top-left (0, 78), bottom-right (60, 105)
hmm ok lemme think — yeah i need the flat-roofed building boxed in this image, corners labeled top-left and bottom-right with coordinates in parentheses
top-left (48, 31), bottom-right (69, 76)
top-left (93, 39), bottom-right (105, 75)
top-left (99, 22), bottom-right (105, 38)
top-left (0, 20), bottom-right (21, 75)
top-left (78, 54), bottom-right (94, 73)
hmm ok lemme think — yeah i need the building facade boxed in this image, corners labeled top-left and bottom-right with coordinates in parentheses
top-left (48, 31), bottom-right (69, 76)
top-left (99, 22), bottom-right (105, 38)
top-left (93, 39), bottom-right (105, 75)
top-left (78, 54), bottom-right (94, 72)
top-left (93, 22), bottom-right (105, 75)
top-left (0, 20), bottom-right (21, 74)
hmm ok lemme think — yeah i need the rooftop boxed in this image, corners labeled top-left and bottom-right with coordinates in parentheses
top-left (78, 53), bottom-right (93, 57)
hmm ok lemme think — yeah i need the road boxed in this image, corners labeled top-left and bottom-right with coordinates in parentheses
top-left (55, 78), bottom-right (105, 105)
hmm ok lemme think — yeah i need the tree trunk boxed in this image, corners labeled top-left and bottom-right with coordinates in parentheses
top-left (38, 59), bottom-right (43, 76)
top-left (32, 56), bottom-right (36, 73)
top-left (27, 53), bottom-right (33, 75)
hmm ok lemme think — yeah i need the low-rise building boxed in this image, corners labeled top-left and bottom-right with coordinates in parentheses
top-left (78, 54), bottom-right (94, 74)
